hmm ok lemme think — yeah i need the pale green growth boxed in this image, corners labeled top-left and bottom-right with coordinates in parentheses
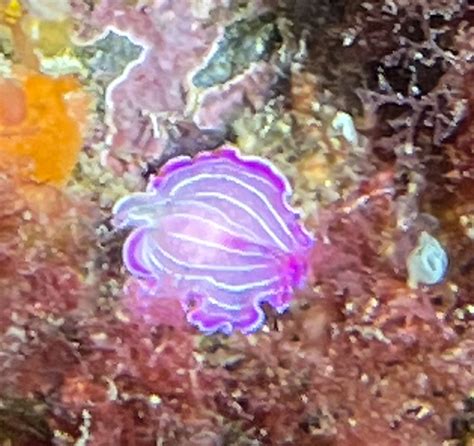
top-left (407, 232), bottom-right (448, 289)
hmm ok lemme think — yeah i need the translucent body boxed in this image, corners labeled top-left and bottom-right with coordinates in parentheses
top-left (113, 147), bottom-right (314, 334)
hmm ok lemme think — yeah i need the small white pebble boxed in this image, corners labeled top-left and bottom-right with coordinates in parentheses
top-left (148, 394), bottom-right (161, 406)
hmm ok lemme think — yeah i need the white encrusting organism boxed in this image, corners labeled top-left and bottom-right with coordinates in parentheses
top-left (406, 231), bottom-right (448, 289)
top-left (331, 111), bottom-right (359, 145)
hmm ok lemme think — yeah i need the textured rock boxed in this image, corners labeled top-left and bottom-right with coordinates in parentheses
top-left (0, 0), bottom-right (471, 444)
top-left (73, 0), bottom-right (289, 174)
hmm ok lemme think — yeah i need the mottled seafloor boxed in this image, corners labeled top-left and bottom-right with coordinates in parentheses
top-left (0, 0), bottom-right (472, 445)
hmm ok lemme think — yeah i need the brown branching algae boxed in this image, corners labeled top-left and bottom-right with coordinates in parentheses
top-left (0, 0), bottom-right (472, 444)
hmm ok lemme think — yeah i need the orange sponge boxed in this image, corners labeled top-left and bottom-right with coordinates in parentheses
top-left (0, 73), bottom-right (87, 185)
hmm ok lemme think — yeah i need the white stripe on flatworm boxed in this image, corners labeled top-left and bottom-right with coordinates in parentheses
top-left (150, 238), bottom-right (272, 272)
top-left (160, 212), bottom-right (263, 248)
top-left (196, 191), bottom-right (289, 252)
top-left (170, 198), bottom-right (259, 242)
top-left (168, 173), bottom-right (295, 247)
top-left (146, 246), bottom-right (281, 293)
top-left (168, 232), bottom-right (274, 260)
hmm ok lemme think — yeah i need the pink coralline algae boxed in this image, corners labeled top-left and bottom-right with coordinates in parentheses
top-left (113, 146), bottom-right (313, 334)
top-left (72, 0), bottom-right (284, 174)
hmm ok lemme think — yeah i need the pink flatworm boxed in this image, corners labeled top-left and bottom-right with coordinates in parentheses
top-left (112, 146), bottom-right (314, 334)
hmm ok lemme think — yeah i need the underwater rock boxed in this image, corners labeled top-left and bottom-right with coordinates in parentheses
top-left (22, 0), bottom-right (71, 21)
top-left (0, 1), bottom-right (471, 444)
top-left (191, 12), bottom-right (281, 89)
top-left (73, 0), bottom-right (288, 173)
top-left (0, 397), bottom-right (52, 445)
top-left (193, 60), bottom-right (279, 131)
top-left (76, 29), bottom-right (143, 86)
top-left (74, 0), bottom-right (228, 169)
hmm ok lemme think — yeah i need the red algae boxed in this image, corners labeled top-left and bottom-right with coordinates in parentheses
top-left (0, 154), bottom-right (95, 313)
top-left (0, 154), bottom-right (97, 444)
